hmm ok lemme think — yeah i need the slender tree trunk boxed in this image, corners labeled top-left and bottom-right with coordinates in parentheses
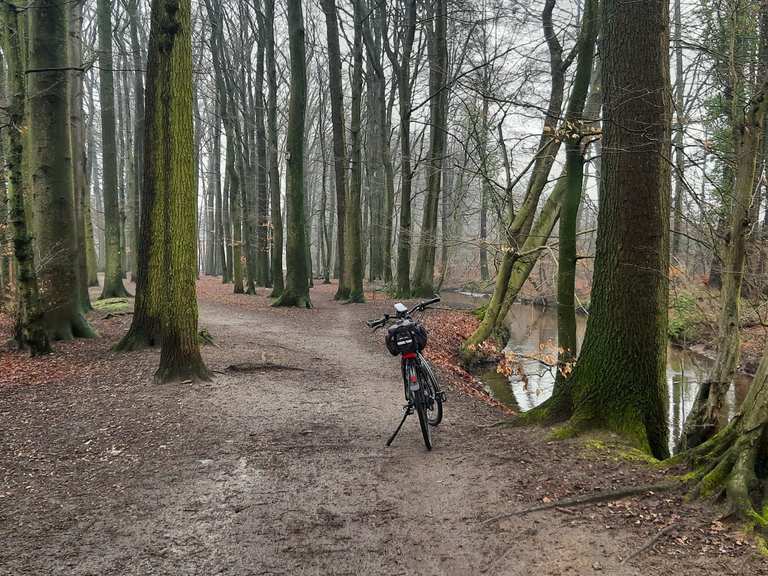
top-left (321, 0), bottom-right (348, 299)
top-left (412, 0), bottom-right (448, 297)
top-left (69, 0), bottom-right (92, 313)
top-left (126, 0), bottom-right (145, 282)
top-left (393, 0), bottom-right (417, 297)
top-left (345, 0), bottom-right (365, 302)
top-left (273, 0), bottom-right (310, 308)
top-left (97, 0), bottom-right (129, 299)
top-left (671, 0), bottom-right (685, 260)
top-left (265, 0), bottom-right (283, 296)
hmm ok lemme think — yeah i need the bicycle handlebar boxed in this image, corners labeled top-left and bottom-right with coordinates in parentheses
top-left (367, 296), bottom-right (441, 329)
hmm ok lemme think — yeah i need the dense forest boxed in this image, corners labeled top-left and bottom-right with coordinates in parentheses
top-left (3, 0), bottom-right (768, 571)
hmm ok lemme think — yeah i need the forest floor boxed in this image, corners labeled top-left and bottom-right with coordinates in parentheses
top-left (1, 278), bottom-right (766, 575)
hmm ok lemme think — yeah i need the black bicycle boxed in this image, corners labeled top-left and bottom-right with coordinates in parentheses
top-left (367, 297), bottom-right (446, 450)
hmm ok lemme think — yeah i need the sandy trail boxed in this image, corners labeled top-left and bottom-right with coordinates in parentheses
top-left (0, 281), bottom-right (764, 575)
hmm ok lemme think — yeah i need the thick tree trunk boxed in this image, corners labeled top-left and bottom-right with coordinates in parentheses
top-left (544, 0), bottom-right (673, 459)
top-left (28, 0), bottom-right (94, 340)
top-left (1, 0), bottom-right (50, 354)
top-left (273, 0), bottom-right (310, 308)
top-left (97, 0), bottom-right (129, 299)
top-left (146, 0), bottom-right (209, 382)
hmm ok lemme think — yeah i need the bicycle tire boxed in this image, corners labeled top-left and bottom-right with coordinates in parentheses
top-left (414, 385), bottom-right (433, 450)
top-left (419, 357), bottom-right (443, 426)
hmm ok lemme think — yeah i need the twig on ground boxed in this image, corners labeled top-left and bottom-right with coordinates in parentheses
top-left (620, 523), bottom-right (677, 565)
top-left (481, 482), bottom-right (680, 526)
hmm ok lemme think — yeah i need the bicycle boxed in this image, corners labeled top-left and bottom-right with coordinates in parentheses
top-left (367, 297), bottom-right (446, 450)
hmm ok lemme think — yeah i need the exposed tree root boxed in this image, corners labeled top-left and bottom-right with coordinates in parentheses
top-left (482, 481), bottom-right (680, 526)
top-left (272, 291), bottom-right (312, 308)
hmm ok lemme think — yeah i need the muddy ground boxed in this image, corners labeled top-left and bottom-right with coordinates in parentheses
top-left (1, 278), bottom-right (766, 575)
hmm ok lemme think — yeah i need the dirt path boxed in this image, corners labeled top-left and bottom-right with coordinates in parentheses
top-left (1, 279), bottom-right (765, 575)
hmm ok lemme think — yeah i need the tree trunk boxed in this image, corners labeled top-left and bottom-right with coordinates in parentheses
top-left (97, 0), bottom-right (129, 299)
top-left (541, 0), bottom-right (673, 459)
top-left (69, 0), bottom-right (92, 313)
top-left (273, 0), bottom-right (310, 308)
top-left (254, 10), bottom-right (270, 287)
top-left (412, 0), bottom-right (447, 297)
top-left (552, 0), bottom-right (598, 402)
top-left (321, 0), bottom-right (348, 299)
top-left (126, 0), bottom-right (145, 282)
top-left (28, 0), bottom-right (94, 340)
top-left (265, 0), bottom-right (284, 297)
top-left (1, 0), bottom-right (51, 354)
top-left (146, 0), bottom-right (209, 382)
top-left (393, 0), bottom-right (417, 297)
top-left (345, 0), bottom-right (365, 303)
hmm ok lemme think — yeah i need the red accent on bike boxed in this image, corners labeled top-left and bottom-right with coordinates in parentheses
top-left (402, 352), bottom-right (417, 359)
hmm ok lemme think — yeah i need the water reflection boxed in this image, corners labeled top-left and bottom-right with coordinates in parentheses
top-left (446, 293), bottom-right (753, 452)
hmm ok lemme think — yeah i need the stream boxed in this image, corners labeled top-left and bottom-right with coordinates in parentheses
top-left (441, 291), bottom-right (752, 451)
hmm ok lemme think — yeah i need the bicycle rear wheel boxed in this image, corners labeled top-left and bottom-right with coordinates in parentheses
top-left (419, 356), bottom-right (443, 426)
top-left (413, 386), bottom-right (433, 450)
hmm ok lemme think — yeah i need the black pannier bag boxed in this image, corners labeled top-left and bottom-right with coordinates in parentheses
top-left (385, 320), bottom-right (428, 356)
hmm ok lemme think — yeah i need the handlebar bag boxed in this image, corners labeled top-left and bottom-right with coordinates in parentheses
top-left (385, 320), bottom-right (428, 356)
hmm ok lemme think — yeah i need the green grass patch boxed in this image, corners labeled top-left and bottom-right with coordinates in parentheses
top-left (93, 298), bottom-right (131, 313)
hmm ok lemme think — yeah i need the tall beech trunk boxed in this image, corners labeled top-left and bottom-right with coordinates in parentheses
top-left (97, 0), bottom-right (129, 299)
top-left (1, 0), bottom-right (50, 354)
top-left (28, 0), bottom-right (94, 340)
top-left (126, 0), bottom-right (144, 280)
top-left (254, 10), bottom-right (270, 287)
top-left (321, 0), bottom-right (348, 299)
top-left (391, 0), bottom-right (417, 297)
top-left (265, 0), bottom-right (283, 296)
top-left (69, 0), bottom-right (92, 313)
top-left (538, 0), bottom-right (673, 459)
top-left (345, 0), bottom-right (365, 303)
top-left (412, 0), bottom-right (448, 297)
top-left (273, 0), bottom-right (310, 308)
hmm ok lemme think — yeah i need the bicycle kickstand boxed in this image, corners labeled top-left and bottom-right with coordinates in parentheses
top-left (385, 407), bottom-right (410, 447)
